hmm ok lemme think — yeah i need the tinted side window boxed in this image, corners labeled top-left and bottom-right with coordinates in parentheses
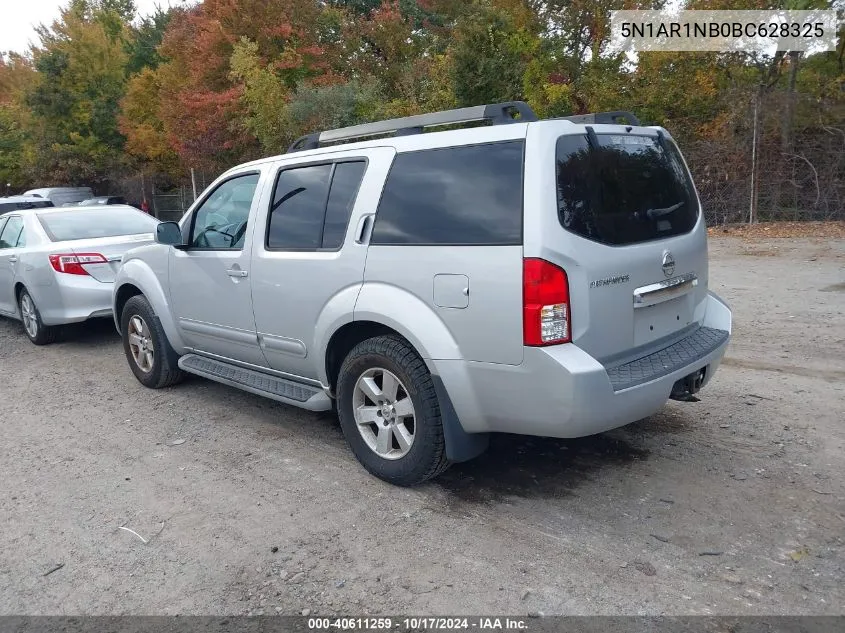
top-left (190, 173), bottom-right (259, 249)
top-left (0, 216), bottom-right (24, 248)
top-left (556, 133), bottom-right (699, 246)
top-left (267, 164), bottom-right (332, 250)
top-left (371, 141), bottom-right (524, 246)
top-left (323, 162), bottom-right (366, 249)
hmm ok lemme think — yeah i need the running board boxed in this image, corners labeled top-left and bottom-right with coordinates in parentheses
top-left (178, 354), bottom-right (331, 412)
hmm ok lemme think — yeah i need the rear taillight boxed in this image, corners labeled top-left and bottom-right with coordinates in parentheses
top-left (49, 253), bottom-right (108, 275)
top-left (523, 258), bottom-right (570, 346)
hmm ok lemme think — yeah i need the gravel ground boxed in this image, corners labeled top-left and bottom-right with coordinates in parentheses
top-left (0, 234), bottom-right (843, 616)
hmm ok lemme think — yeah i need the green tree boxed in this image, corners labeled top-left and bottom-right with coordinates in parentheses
top-left (125, 7), bottom-right (172, 75)
top-left (450, 3), bottom-right (536, 106)
top-left (0, 54), bottom-right (36, 190)
top-left (24, 0), bottom-right (132, 185)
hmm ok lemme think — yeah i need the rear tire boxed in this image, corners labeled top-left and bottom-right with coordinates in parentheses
top-left (121, 295), bottom-right (185, 389)
top-left (337, 335), bottom-right (450, 486)
top-left (18, 288), bottom-right (58, 345)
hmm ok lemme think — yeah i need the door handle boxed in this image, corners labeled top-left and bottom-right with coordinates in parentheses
top-left (355, 215), bottom-right (374, 244)
top-left (226, 269), bottom-right (248, 278)
top-left (8, 256), bottom-right (18, 263)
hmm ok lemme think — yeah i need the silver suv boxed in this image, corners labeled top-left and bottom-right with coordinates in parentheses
top-left (113, 102), bottom-right (732, 486)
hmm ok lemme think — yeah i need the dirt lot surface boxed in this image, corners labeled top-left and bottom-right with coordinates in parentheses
top-left (1, 234), bottom-right (843, 616)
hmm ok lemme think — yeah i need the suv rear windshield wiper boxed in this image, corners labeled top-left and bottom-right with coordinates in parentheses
top-left (645, 201), bottom-right (684, 220)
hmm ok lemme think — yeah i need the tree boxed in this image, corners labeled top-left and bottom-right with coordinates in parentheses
top-left (125, 7), bottom-right (172, 75)
top-left (630, 52), bottom-right (726, 138)
top-left (24, 0), bottom-right (132, 185)
top-left (0, 54), bottom-right (36, 190)
top-left (124, 0), bottom-right (337, 171)
top-left (450, 3), bottom-right (536, 106)
top-left (119, 67), bottom-right (181, 174)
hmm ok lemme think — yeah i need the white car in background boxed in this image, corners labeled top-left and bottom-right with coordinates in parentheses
top-left (0, 205), bottom-right (159, 344)
top-left (0, 195), bottom-right (56, 214)
top-left (23, 186), bottom-right (93, 207)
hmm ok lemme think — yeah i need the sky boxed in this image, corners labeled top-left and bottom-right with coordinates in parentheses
top-left (1, 0), bottom-right (179, 55)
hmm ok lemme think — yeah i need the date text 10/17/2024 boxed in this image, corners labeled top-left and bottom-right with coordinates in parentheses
top-left (308, 617), bottom-right (529, 630)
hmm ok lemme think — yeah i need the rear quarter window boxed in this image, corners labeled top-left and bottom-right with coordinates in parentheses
top-left (371, 140), bottom-right (524, 246)
top-left (556, 132), bottom-right (699, 246)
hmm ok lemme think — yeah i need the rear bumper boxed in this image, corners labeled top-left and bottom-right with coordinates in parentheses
top-left (33, 276), bottom-right (114, 325)
top-left (433, 291), bottom-right (732, 438)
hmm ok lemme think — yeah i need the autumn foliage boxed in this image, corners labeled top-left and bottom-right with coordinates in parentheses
top-left (0, 0), bottom-right (842, 219)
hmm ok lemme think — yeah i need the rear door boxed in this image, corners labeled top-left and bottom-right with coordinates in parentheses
top-left (250, 147), bottom-right (394, 379)
top-left (525, 122), bottom-right (708, 364)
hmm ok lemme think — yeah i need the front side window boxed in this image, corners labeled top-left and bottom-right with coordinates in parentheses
top-left (370, 141), bottom-right (524, 246)
top-left (266, 161), bottom-right (366, 250)
top-left (555, 133), bottom-right (699, 246)
top-left (190, 173), bottom-right (260, 249)
top-left (0, 216), bottom-right (24, 249)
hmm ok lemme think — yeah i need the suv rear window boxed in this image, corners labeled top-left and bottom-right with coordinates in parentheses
top-left (371, 141), bottom-right (524, 246)
top-left (555, 132), bottom-right (699, 246)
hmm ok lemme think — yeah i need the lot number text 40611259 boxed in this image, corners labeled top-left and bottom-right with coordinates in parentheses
top-left (307, 617), bottom-right (529, 630)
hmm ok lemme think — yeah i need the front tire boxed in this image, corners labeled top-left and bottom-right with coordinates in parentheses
top-left (18, 288), bottom-right (58, 345)
top-left (121, 295), bottom-right (185, 389)
top-left (337, 335), bottom-right (450, 486)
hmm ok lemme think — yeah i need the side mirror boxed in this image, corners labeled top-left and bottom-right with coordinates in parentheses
top-left (155, 221), bottom-right (184, 246)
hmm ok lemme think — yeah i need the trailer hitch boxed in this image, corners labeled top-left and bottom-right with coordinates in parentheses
top-left (670, 367), bottom-right (707, 402)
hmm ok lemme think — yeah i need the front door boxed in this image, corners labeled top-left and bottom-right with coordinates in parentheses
top-left (169, 170), bottom-right (268, 366)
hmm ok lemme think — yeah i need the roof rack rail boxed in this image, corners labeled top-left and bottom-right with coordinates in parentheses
top-left (558, 111), bottom-right (641, 126)
top-left (286, 101), bottom-right (537, 153)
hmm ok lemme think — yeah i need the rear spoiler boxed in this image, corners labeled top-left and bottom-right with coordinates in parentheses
top-left (555, 111), bottom-right (641, 126)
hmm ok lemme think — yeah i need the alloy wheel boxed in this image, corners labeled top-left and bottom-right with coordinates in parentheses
top-left (127, 315), bottom-right (154, 373)
top-left (352, 367), bottom-right (416, 460)
top-left (20, 294), bottom-right (38, 339)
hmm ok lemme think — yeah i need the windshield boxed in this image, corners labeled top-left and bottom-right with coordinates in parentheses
top-left (556, 132), bottom-right (699, 246)
top-left (37, 207), bottom-right (159, 241)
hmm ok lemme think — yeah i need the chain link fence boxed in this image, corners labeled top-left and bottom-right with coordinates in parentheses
top-left (687, 127), bottom-right (844, 226)
top-left (110, 122), bottom-right (843, 228)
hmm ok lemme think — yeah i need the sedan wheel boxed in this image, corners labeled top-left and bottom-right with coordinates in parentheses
top-left (127, 315), bottom-right (154, 373)
top-left (20, 293), bottom-right (39, 339)
top-left (17, 289), bottom-right (57, 345)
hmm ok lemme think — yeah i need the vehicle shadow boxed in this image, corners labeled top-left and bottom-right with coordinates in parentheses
top-left (190, 378), bottom-right (680, 504)
top-left (435, 429), bottom-right (652, 503)
top-left (56, 317), bottom-right (121, 346)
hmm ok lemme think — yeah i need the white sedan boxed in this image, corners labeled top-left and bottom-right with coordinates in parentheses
top-left (0, 205), bottom-right (159, 344)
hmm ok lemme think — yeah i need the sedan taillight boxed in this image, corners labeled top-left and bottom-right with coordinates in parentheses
top-left (48, 253), bottom-right (108, 275)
